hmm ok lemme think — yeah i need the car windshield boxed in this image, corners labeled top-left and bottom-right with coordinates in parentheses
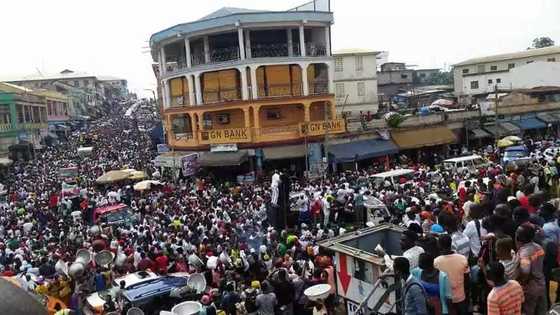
top-left (443, 162), bottom-right (455, 169)
top-left (505, 150), bottom-right (526, 158)
top-left (103, 210), bottom-right (126, 223)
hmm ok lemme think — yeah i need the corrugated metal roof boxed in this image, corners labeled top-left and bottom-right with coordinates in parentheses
top-left (454, 46), bottom-right (560, 67)
top-left (333, 48), bottom-right (380, 56)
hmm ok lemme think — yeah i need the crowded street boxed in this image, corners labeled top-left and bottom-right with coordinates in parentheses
top-left (1, 98), bottom-right (560, 315)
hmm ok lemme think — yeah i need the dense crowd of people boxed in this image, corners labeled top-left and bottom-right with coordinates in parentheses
top-left (2, 100), bottom-right (560, 315)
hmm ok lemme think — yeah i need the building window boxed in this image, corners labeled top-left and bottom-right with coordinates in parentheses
top-left (216, 113), bottom-right (230, 124)
top-left (266, 109), bottom-right (281, 120)
top-left (496, 78), bottom-right (502, 83)
top-left (355, 56), bottom-right (363, 72)
top-left (335, 83), bottom-right (345, 96)
top-left (490, 65), bottom-right (498, 71)
top-left (335, 57), bottom-right (343, 72)
top-left (508, 63), bottom-right (515, 69)
top-left (477, 64), bottom-right (485, 73)
top-left (401, 74), bottom-right (408, 79)
top-left (74, 80), bottom-right (80, 87)
top-left (526, 60), bottom-right (534, 64)
top-left (419, 73), bottom-right (426, 78)
top-left (548, 57), bottom-right (556, 62)
top-left (84, 79), bottom-right (89, 86)
top-left (357, 82), bottom-right (365, 96)
top-left (488, 79), bottom-right (493, 84)
top-left (470, 81), bottom-right (479, 89)
top-left (462, 69), bottom-right (469, 74)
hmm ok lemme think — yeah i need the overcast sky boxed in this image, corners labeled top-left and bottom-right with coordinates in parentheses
top-left (1, 0), bottom-right (559, 97)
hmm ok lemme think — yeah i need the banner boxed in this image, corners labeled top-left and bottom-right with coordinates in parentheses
top-left (200, 128), bottom-right (251, 144)
top-left (181, 154), bottom-right (198, 176)
top-left (300, 119), bottom-right (345, 136)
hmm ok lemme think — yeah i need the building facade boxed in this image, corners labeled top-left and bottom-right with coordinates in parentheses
top-left (0, 83), bottom-right (48, 156)
top-left (150, 6), bottom-right (344, 153)
top-left (453, 46), bottom-right (560, 100)
top-left (34, 90), bottom-right (71, 124)
top-left (333, 49), bottom-right (379, 115)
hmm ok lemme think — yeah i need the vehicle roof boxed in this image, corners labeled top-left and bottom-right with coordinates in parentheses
top-left (95, 203), bottom-right (128, 215)
top-left (115, 271), bottom-right (159, 289)
top-left (505, 145), bottom-right (527, 151)
top-left (122, 276), bottom-right (188, 301)
top-left (371, 169), bottom-right (415, 177)
top-left (443, 155), bottom-right (483, 163)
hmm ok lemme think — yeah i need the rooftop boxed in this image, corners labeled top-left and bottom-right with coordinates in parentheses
top-left (198, 7), bottom-right (265, 21)
top-left (454, 46), bottom-right (560, 67)
top-left (4, 70), bottom-right (97, 82)
top-left (0, 82), bottom-right (34, 93)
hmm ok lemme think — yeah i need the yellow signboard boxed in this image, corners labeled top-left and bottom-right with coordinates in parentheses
top-left (300, 119), bottom-right (346, 136)
top-left (200, 128), bottom-right (251, 144)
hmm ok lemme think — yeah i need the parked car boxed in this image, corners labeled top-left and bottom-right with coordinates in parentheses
top-left (93, 203), bottom-right (138, 227)
top-left (370, 169), bottom-right (415, 189)
top-left (501, 145), bottom-right (533, 170)
top-left (443, 155), bottom-right (490, 175)
top-left (122, 276), bottom-right (190, 314)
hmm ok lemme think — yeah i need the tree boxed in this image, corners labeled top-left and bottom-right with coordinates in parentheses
top-left (425, 71), bottom-right (453, 85)
top-left (532, 37), bottom-right (555, 49)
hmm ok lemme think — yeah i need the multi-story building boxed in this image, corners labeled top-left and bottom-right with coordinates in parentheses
top-left (98, 76), bottom-right (129, 99)
top-left (33, 90), bottom-right (71, 124)
top-left (0, 83), bottom-right (48, 157)
top-left (333, 49), bottom-right (379, 115)
top-left (150, 5), bottom-right (344, 159)
top-left (453, 46), bottom-right (560, 102)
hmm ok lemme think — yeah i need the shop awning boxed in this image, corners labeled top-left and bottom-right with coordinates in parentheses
top-left (329, 139), bottom-right (398, 163)
top-left (469, 128), bottom-right (492, 139)
top-left (513, 118), bottom-right (547, 130)
top-left (391, 126), bottom-right (456, 150)
top-left (536, 112), bottom-right (559, 124)
top-left (482, 124), bottom-right (506, 137)
top-left (499, 122), bottom-right (521, 135)
top-left (198, 150), bottom-right (248, 167)
top-left (263, 144), bottom-right (306, 160)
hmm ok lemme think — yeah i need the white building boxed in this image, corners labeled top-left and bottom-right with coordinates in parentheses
top-left (333, 49), bottom-right (379, 115)
top-left (453, 46), bottom-right (560, 100)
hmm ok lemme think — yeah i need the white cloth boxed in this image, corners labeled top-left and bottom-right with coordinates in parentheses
top-left (463, 219), bottom-right (487, 256)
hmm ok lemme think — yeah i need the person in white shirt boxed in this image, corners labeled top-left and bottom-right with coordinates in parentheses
top-left (463, 204), bottom-right (487, 257)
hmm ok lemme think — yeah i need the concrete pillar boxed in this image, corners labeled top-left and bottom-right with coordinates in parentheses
top-left (287, 29), bottom-right (293, 57)
top-left (184, 38), bottom-right (192, 68)
top-left (238, 28), bottom-right (245, 60)
top-left (327, 62), bottom-right (335, 94)
top-left (186, 75), bottom-right (195, 106)
top-left (190, 113), bottom-right (198, 134)
top-left (324, 26), bottom-right (331, 56)
top-left (253, 106), bottom-right (260, 129)
top-left (9, 103), bottom-right (17, 128)
top-left (203, 36), bottom-right (210, 63)
top-left (304, 102), bottom-right (310, 122)
top-left (250, 66), bottom-right (258, 100)
top-left (160, 46), bottom-right (167, 75)
top-left (301, 63), bottom-right (309, 96)
top-left (299, 25), bottom-right (306, 57)
top-left (194, 73), bottom-right (203, 105)
top-left (244, 30), bottom-right (251, 58)
top-left (240, 67), bottom-right (249, 100)
top-left (243, 108), bottom-right (250, 128)
top-left (163, 80), bottom-right (171, 108)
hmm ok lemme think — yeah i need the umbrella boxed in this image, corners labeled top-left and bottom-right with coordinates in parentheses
top-left (128, 171), bottom-right (146, 180)
top-left (502, 135), bottom-right (522, 142)
top-left (0, 158), bottom-right (13, 167)
top-left (95, 170), bottom-right (132, 184)
top-left (133, 180), bottom-right (162, 191)
top-left (497, 139), bottom-right (514, 148)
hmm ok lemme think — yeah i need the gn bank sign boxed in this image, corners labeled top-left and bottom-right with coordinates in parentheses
top-left (300, 119), bottom-right (346, 136)
top-left (200, 128), bottom-right (251, 143)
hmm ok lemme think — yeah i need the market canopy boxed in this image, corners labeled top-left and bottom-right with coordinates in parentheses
top-left (263, 144), bottom-right (306, 160)
top-left (469, 128), bottom-right (492, 139)
top-left (499, 122), bottom-right (521, 135)
top-left (482, 124), bottom-right (507, 137)
top-left (536, 112), bottom-right (559, 124)
top-left (133, 180), bottom-right (162, 191)
top-left (197, 150), bottom-right (248, 167)
top-left (329, 139), bottom-right (398, 163)
top-left (95, 170), bottom-right (132, 184)
top-left (512, 118), bottom-right (547, 130)
top-left (391, 126), bottom-right (456, 150)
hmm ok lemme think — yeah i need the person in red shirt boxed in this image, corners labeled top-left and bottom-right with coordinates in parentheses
top-left (137, 252), bottom-right (154, 271)
top-left (154, 252), bottom-right (169, 274)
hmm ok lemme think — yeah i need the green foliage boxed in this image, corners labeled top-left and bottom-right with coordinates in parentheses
top-left (426, 71), bottom-right (453, 85)
top-left (532, 37), bottom-right (555, 49)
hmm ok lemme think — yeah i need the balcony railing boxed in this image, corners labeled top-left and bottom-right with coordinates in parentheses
top-left (251, 43), bottom-right (301, 58)
top-left (260, 125), bottom-right (300, 135)
top-left (258, 83), bottom-right (303, 98)
top-left (203, 88), bottom-right (241, 104)
top-left (305, 43), bottom-right (327, 57)
top-left (191, 47), bottom-right (240, 66)
top-left (309, 81), bottom-right (329, 95)
top-left (0, 123), bottom-right (13, 132)
top-left (21, 123), bottom-right (47, 130)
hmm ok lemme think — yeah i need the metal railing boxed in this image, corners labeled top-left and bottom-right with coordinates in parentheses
top-left (305, 43), bottom-right (327, 57)
top-left (309, 81), bottom-right (329, 95)
top-left (21, 123), bottom-right (47, 129)
top-left (251, 43), bottom-right (301, 58)
top-left (258, 83), bottom-right (303, 98)
top-left (191, 47), bottom-right (241, 66)
top-left (0, 123), bottom-right (13, 132)
top-left (203, 88), bottom-right (242, 104)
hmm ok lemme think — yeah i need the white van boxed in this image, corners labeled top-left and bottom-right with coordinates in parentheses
top-left (370, 169), bottom-right (415, 188)
top-left (443, 155), bottom-right (489, 175)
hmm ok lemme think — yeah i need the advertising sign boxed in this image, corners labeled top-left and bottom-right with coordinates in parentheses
top-left (200, 128), bottom-right (251, 143)
top-left (181, 153), bottom-right (198, 176)
top-left (300, 119), bottom-right (345, 136)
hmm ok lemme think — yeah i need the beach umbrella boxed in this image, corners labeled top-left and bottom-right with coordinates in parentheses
top-left (133, 180), bottom-right (161, 191)
top-left (95, 170), bottom-right (131, 184)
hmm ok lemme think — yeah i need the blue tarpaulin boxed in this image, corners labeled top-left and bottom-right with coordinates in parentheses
top-left (512, 118), bottom-right (547, 130)
top-left (329, 139), bottom-right (398, 163)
